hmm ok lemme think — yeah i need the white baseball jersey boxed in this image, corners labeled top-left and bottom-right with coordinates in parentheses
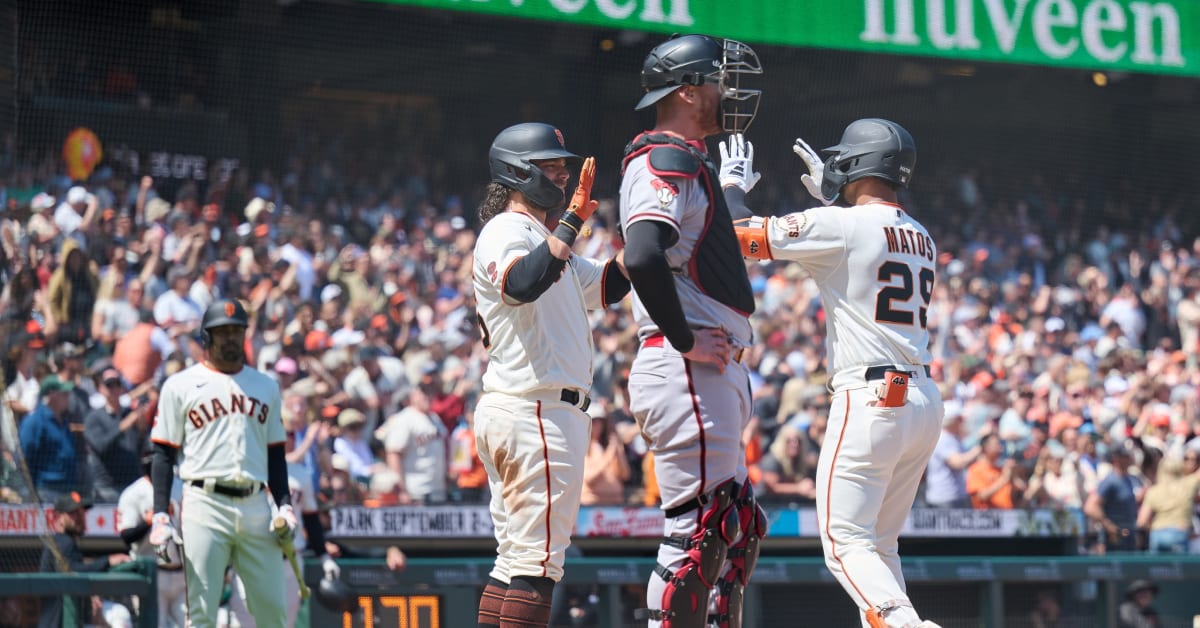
top-left (757, 201), bottom-right (934, 379)
top-left (116, 476), bottom-right (182, 559)
top-left (473, 210), bottom-right (608, 395)
top-left (619, 152), bottom-right (753, 345)
top-left (151, 364), bottom-right (284, 484)
top-left (383, 407), bottom-right (448, 501)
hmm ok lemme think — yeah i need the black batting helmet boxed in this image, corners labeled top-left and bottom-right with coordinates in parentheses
top-left (314, 574), bottom-right (357, 614)
top-left (200, 299), bottom-right (249, 347)
top-left (820, 118), bottom-right (917, 201)
top-left (488, 123), bottom-right (582, 211)
top-left (635, 34), bottom-right (763, 132)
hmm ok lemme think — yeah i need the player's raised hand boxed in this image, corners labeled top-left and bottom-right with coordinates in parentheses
top-left (792, 137), bottom-right (834, 206)
top-left (682, 328), bottom-right (731, 374)
top-left (566, 156), bottom-right (598, 222)
top-left (719, 134), bottom-right (761, 194)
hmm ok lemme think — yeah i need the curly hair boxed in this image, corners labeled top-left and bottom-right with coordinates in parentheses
top-left (478, 183), bottom-right (511, 224)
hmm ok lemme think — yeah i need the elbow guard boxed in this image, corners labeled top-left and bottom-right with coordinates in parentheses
top-left (733, 217), bottom-right (772, 261)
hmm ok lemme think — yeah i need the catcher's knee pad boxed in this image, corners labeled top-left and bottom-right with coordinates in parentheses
top-left (637, 479), bottom-right (740, 628)
top-left (710, 483), bottom-right (766, 628)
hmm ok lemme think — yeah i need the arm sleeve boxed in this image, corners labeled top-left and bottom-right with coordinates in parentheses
top-left (302, 512), bottom-right (326, 556)
top-left (502, 240), bottom-right (567, 304)
top-left (268, 444), bottom-right (290, 507)
top-left (151, 442), bottom-right (177, 514)
top-left (623, 220), bottom-right (694, 353)
top-left (120, 519), bottom-right (151, 548)
top-left (602, 258), bottom-right (632, 306)
top-left (724, 186), bottom-right (753, 221)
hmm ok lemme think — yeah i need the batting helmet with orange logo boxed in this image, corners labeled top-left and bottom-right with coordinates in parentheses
top-left (200, 299), bottom-right (249, 347)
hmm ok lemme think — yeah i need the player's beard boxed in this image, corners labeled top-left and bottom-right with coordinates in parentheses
top-left (217, 341), bottom-right (244, 367)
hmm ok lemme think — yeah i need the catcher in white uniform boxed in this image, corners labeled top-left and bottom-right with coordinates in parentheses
top-left (148, 299), bottom-right (297, 628)
top-left (734, 118), bottom-right (943, 628)
top-left (620, 33), bottom-right (767, 628)
top-left (472, 122), bottom-right (630, 628)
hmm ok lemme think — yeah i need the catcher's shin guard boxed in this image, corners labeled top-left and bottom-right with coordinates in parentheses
top-left (635, 479), bottom-right (740, 628)
top-left (711, 482), bottom-right (766, 628)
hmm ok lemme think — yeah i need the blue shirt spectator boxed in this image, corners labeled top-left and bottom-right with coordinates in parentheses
top-left (19, 376), bottom-right (80, 500)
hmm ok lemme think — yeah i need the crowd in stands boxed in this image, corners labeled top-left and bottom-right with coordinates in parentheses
top-left (1, 123), bottom-right (1199, 557)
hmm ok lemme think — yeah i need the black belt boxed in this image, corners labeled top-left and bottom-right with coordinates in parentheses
top-left (560, 389), bottom-right (591, 412)
top-left (189, 480), bottom-right (262, 498)
top-left (864, 365), bottom-right (931, 381)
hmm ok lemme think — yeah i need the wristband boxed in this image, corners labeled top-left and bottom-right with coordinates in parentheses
top-left (553, 212), bottom-right (585, 247)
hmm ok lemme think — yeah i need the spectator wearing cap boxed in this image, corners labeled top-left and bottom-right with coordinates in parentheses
top-left (38, 492), bottom-right (132, 628)
top-left (272, 356), bottom-right (299, 390)
top-left (926, 403), bottom-right (990, 509)
top-left (343, 345), bottom-right (410, 435)
top-left (153, 266), bottom-right (203, 336)
top-left (332, 408), bottom-right (382, 484)
top-left (20, 376), bottom-right (82, 500)
top-left (1117, 580), bottom-right (1160, 628)
top-left (1137, 455), bottom-right (1200, 554)
top-left (54, 342), bottom-right (96, 411)
top-left (54, 185), bottom-right (95, 243)
top-left (26, 192), bottom-right (61, 246)
top-left (47, 239), bottom-right (99, 345)
top-left (1085, 440), bottom-right (1140, 552)
top-left (379, 385), bottom-right (447, 505)
top-left (83, 369), bottom-right (146, 502)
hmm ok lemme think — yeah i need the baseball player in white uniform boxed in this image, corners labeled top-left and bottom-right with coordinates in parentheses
top-left (117, 457), bottom-right (186, 627)
top-left (621, 33), bottom-right (767, 628)
top-left (148, 299), bottom-right (297, 628)
top-left (471, 122), bottom-right (630, 628)
top-left (734, 118), bottom-right (943, 628)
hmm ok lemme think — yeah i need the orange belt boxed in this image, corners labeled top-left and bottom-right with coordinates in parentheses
top-left (643, 333), bottom-right (746, 363)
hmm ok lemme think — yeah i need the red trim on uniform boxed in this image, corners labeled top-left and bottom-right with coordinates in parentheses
top-left (535, 400), bottom-right (552, 577)
top-left (643, 334), bottom-right (665, 348)
top-left (824, 390), bottom-right (873, 608)
top-left (682, 358), bottom-right (707, 494)
top-left (626, 213), bottom-right (681, 230)
top-left (599, 258), bottom-right (610, 305)
top-left (151, 438), bottom-right (179, 448)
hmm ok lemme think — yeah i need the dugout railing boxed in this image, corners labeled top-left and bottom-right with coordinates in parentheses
top-left (0, 558), bottom-right (158, 628)
top-left (305, 555), bottom-right (1200, 628)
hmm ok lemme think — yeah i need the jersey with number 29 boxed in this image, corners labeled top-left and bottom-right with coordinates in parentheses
top-left (761, 201), bottom-right (935, 374)
top-left (150, 363), bottom-right (284, 485)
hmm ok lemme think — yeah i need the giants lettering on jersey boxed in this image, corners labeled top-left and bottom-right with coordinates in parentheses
top-left (186, 393), bottom-right (270, 429)
top-left (882, 226), bottom-right (934, 262)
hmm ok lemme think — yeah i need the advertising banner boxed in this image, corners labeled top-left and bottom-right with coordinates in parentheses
top-left (0, 504), bottom-right (122, 538)
top-left (372, 0), bottom-right (1199, 77)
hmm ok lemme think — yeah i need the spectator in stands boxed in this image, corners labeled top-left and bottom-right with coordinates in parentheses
top-left (1118, 580), bottom-right (1160, 628)
top-left (46, 240), bottom-right (98, 345)
top-left (380, 384), bottom-right (448, 504)
top-left (20, 375), bottom-right (81, 501)
top-left (38, 492), bottom-right (131, 628)
top-left (91, 275), bottom-right (144, 353)
top-left (1137, 455), bottom-right (1200, 554)
top-left (25, 192), bottom-right (59, 247)
top-left (153, 266), bottom-right (203, 339)
top-left (1085, 440), bottom-right (1140, 552)
top-left (967, 433), bottom-right (1023, 509)
top-left (580, 406), bottom-right (631, 506)
top-left (111, 310), bottom-right (171, 386)
top-left (757, 424), bottom-right (815, 504)
top-left (53, 186), bottom-right (95, 244)
top-left (344, 345), bottom-right (409, 434)
top-left (332, 408), bottom-right (381, 486)
top-left (925, 402), bottom-right (987, 508)
top-left (448, 409), bottom-right (488, 503)
top-left (1024, 439), bottom-right (1085, 510)
top-left (4, 339), bottom-right (40, 419)
top-left (83, 368), bottom-right (145, 502)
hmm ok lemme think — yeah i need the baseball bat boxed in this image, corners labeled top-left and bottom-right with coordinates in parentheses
top-left (273, 516), bottom-right (311, 600)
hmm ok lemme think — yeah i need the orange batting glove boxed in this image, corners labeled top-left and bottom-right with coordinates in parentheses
top-left (555, 157), bottom-right (598, 244)
top-left (733, 217), bottom-right (772, 261)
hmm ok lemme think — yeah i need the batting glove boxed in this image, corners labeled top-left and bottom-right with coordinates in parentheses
top-left (718, 134), bottom-right (761, 194)
top-left (321, 554), bottom-right (341, 580)
top-left (273, 504), bottom-right (299, 540)
top-left (149, 513), bottom-right (180, 559)
top-left (792, 137), bottom-right (834, 206)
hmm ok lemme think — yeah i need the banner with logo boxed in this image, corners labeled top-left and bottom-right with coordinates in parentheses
top-left (371, 0), bottom-right (1198, 77)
